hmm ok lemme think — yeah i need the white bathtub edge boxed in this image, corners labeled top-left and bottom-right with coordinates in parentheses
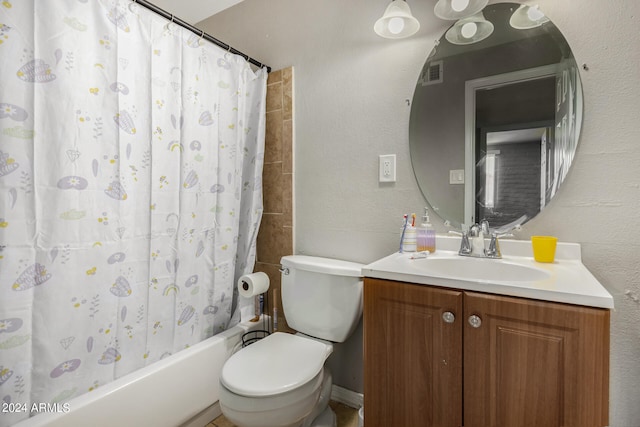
top-left (14, 319), bottom-right (265, 427)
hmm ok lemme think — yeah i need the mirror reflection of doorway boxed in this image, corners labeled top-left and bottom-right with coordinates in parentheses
top-left (472, 74), bottom-right (556, 227)
top-left (476, 126), bottom-right (553, 226)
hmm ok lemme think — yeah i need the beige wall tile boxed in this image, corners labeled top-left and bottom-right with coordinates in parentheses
top-left (283, 119), bottom-right (293, 174)
top-left (257, 214), bottom-right (286, 264)
top-left (266, 81), bottom-right (283, 113)
top-left (280, 225), bottom-right (293, 258)
top-left (254, 261), bottom-right (292, 332)
top-left (265, 110), bottom-right (283, 163)
top-left (267, 69), bottom-right (282, 85)
top-left (283, 173), bottom-right (292, 227)
top-left (262, 162), bottom-right (283, 214)
top-left (257, 66), bottom-right (294, 334)
top-left (283, 67), bottom-right (293, 121)
top-left (255, 262), bottom-right (282, 290)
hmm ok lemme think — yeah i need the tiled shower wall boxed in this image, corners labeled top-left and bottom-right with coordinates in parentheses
top-left (255, 66), bottom-right (294, 333)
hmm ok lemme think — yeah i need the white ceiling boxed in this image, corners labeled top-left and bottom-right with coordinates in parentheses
top-left (150, 0), bottom-right (245, 25)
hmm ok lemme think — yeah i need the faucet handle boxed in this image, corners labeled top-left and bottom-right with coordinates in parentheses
top-left (480, 219), bottom-right (490, 236)
top-left (447, 230), bottom-right (472, 254)
top-left (468, 223), bottom-right (481, 238)
top-left (486, 232), bottom-right (502, 258)
top-left (459, 231), bottom-right (472, 256)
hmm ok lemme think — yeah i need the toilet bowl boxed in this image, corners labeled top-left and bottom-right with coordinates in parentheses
top-left (219, 256), bottom-right (364, 427)
top-left (220, 332), bottom-right (333, 427)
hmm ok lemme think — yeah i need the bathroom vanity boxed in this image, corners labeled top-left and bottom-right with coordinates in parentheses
top-left (382, 1), bottom-right (609, 423)
top-left (362, 237), bottom-right (613, 427)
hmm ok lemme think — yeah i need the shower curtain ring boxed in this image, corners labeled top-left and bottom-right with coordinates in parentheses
top-left (164, 14), bottom-right (176, 34)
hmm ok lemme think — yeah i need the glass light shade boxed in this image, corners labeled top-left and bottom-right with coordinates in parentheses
top-left (445, 12), bottom-right (494, 45)
top-left (387, 17), bottom-right (405, 34)
top-left (509, 4), bottom-right (550, 29)
top-left (451, 0), bottom-right (470, 13)
top-left (374, 0), bottom-right (420, 39)
top-left (460, 22), bottom-right (478, 39)
top-left (434, 0), bottom-right (488, 20)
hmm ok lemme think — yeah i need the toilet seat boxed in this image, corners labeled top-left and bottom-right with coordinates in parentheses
top-left (219, 368), bottom-right (327, 427)
top-left (221, 332), bottom-right (332, 397)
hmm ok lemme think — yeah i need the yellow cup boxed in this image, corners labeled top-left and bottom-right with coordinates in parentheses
top-left (531, 236), bottom-right (558, 263)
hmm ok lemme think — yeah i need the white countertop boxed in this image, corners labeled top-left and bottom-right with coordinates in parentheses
top-left (362, 236), bottom-right (614, 309)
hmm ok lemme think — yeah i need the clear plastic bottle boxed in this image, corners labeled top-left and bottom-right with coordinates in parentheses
top-left (403, 225), bottom-right (417, 252)
top-left (417, 207), bottom-right (436, 253)
top-left (400, 214), bottom-right (417, 252)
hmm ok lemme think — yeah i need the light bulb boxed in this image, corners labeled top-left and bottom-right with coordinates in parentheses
top-left (461, 22), bottom-right (478, 39)
top-left (451, 0), bottom-right (470, 13)
top-left (388, 17), bottom-right (405, 34)
top-left (527, 5), bottom-right (545, 21)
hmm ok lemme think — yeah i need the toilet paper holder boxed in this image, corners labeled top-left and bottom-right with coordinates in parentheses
top-left (242, 329), bottom-right (270, 347)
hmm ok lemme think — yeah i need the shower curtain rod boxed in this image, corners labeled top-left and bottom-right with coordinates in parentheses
top-left (134, 0), bottom-right (271, 73)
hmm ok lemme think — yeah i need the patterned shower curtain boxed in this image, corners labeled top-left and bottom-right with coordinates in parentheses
top-left (0, 1), bottom-right (266, 425)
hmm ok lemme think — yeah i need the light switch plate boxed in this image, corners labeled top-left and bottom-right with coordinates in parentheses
top-left (450, 169), bottom-right (464, 184)
top-left (379, 154), bottom-right (396, 183)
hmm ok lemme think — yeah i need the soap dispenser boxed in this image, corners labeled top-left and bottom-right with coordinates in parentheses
top-left (417, 207), bottom-right (436, 253)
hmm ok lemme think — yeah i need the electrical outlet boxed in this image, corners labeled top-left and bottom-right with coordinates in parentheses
top-left (379, 154), bottom-right (396, 183)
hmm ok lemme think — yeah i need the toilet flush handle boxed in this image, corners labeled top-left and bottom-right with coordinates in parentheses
top-left (279, 267), bottom-right (289, 275)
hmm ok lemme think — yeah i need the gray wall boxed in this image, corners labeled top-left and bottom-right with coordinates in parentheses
top-left (200, 1), bottom-right (640, 425)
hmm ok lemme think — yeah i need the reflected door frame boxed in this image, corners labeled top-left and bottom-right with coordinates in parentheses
top-left (464, 63), bottom-right (559, 226)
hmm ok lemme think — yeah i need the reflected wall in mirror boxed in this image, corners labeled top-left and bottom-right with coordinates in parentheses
top-left (409, 2), bottom-right (583, 229)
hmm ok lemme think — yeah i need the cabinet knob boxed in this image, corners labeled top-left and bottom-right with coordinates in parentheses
top-left (442, 311), bottom-right (456, 323)
top-left (468, 314), bottom-right (482, 328)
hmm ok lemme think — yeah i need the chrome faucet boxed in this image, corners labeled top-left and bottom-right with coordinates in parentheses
top-left (457, 219), bottom-right (504, 259)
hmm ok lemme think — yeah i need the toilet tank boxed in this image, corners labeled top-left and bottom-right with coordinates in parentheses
top-left (280, 255), bottom-right (363, 342)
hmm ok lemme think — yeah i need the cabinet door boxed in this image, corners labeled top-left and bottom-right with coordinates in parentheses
top-left (364, 278), bottom-right (463, 427)
top-left (463, 292), bottom-right (610, 427)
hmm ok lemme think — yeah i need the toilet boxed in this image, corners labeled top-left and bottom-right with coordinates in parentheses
top-left (219, 255), bottom-right (364, 427)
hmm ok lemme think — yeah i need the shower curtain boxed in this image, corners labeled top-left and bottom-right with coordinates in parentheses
top-left (0, 1), bottom-right (266, 425)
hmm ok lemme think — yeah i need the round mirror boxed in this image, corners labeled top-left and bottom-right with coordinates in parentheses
top-left (410, 2), bottom-right (583, 229)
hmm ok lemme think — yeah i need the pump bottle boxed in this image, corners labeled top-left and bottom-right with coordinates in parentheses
top-left (417, 207), bottom-right (436, 253)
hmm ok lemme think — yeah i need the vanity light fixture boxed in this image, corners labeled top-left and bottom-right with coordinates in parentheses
top-left (434, 0), bottom-right (488, 20)
top-left (509, 4), bottom-right (550, 29)
top-left (445, 12), bottom-right (494, 45)
top-left (374, 0), bottom-right (420, 39)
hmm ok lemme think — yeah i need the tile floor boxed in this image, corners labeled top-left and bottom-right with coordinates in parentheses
top-left (205, 401), bottom-right (359, 427)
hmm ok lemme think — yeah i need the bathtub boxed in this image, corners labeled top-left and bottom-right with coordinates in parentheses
top-left (14, 320), bottom-right (263, 427)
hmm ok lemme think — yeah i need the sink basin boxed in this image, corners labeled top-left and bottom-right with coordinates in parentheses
top-left (414, 257), bottom-right (551, 282)
top-left (362, 237), bottom-right (615, 309)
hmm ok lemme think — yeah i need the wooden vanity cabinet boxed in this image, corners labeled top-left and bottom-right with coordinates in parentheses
top-left (363, 278), bottom-right (610, 427)
top-left (363, 277), bottom-right (463, 426)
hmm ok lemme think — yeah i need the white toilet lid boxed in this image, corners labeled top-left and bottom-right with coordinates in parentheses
top-left (221, 332), bottom-right (331, 397)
